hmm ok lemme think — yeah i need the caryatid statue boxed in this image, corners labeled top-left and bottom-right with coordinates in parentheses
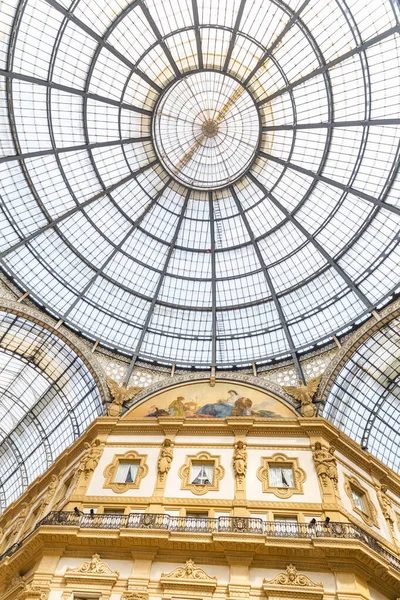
top-left (313, 442), bottom-right (338, 490)
top-left (157, 438), bottom-right (174, 481)
top-left (233, 440), bottom-right (248, 484)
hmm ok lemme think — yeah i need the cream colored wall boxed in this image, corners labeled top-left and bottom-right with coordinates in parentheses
top-left (164, 446), bottom-right (235, 499)
top-left (86, 446), bottom-right (160, 497)
top-left (149, 561), bottom-right (230, 584)
top-left (246, 448), bottom-right (320, 502)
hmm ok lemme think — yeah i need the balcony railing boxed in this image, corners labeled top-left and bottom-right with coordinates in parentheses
top-left (1, 512), bottom-right (399, 572)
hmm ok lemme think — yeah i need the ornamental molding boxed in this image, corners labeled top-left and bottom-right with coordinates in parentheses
top-left (103, 450), bottom-right (148, 493)
top-left (263, 565), bottom-right (324, 600)
top-left (121, 594), bottom-right (149, 600)
top-left (160, 559), bottom-right (217, 595)
top-left (257, 453), bottom-right (306, 498)
top-left (64, 553), bottom-right (119, 585)
top-left (344, 475), bottom-right (379, 528)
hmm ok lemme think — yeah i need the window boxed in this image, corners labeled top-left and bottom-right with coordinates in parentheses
top-left (114, 462), bottom-right (139, 484)
top-left (257, 454), bottom-right (306, 498)
top-left (103, 451), bottom-right (148, 493)
top-left (178, 451), bottom-right (225, 495)
top-left (191, 463), bottom-right (214, 485)
top-left (344, 475), bottom-right (378, 527)
top-left (269, 465), bottom-right (294, 488)
top-left (103, 508), bottom-right (125, 514)
top-left (351, 487), bottom-right (367, 513)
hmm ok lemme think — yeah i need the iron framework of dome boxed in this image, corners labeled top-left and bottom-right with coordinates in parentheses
top-left (323, 315), bottom-right (400, 474)
top-left (0, 0), bottom-right (400, 373)
top-left (0, 311), bottom-right (103, 509)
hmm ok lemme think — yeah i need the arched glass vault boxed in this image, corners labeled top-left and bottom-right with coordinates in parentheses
top-left (0, 311), bottom-right (103, 511)
top-left (323, 314), bottom-right (400, 475)
top-left (0, 0), bottom-right (399, 373)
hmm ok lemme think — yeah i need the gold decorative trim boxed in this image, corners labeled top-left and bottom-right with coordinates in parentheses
top-left (344, 474), bottom-right (378, 527)
top-left (103, 451), bottom-right (148, 493)
top-left (263, 564), bottom-right (324, 600)
top-left (178, 451), bottom-right (225, 495)
top-left (257, 453), bottom-right (306, 498)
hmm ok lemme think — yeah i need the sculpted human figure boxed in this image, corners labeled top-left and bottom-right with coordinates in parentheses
top-left (233, 441), bottom-right (247, 482)
top-left (78, 439), bottom-right (102, 479)
top-left (157, 438), bottom-right (174, 481)
top-left (377, 485), bottom-right (395, 526)
top-left (313, 442), bottom-right (338, 489)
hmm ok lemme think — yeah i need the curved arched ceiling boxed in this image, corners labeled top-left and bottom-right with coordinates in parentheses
top-left (0, 0), bottom-right (400, 369)
top-left (323, 314), bottom-right (400, 474)
top-left (0, 311), bottom-right (103, 511)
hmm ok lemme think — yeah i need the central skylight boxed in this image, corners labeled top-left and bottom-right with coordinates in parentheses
top-left (0, 0), bottom-right (399, 370)
top-left (153, 71), bottom-right (260, 189)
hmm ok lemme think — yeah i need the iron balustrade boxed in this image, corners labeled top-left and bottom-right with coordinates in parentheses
top-left (1, 512), bottom-right (399, 572)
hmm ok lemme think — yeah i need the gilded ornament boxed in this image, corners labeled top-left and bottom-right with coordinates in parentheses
top-left (106, 377), bottom-right (142, 417)
top-left (283, 376), bottom-right (321, 417)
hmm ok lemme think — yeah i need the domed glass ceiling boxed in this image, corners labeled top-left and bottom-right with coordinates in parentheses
top-left (0, 0), bottom-right (400, 369)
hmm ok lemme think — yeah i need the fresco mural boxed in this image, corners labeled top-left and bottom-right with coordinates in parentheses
top-left (126, 382), bottom-right (296, 419)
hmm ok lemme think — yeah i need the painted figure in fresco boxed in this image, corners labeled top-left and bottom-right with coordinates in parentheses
top-left (168, 396), bottom-right (186, 417)
top-left (195, 390), bottom-right (243, 417)
top-left (144, 390), bottom-right (283, 419)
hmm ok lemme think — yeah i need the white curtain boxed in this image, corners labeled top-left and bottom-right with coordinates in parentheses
top-left (115, 462), bottom-right (139, 483)
top-left (191, 464), bottom-right (214, 484)
top-left (269, 466), bottom-right (294, 487)
top-left (352, 489), bottom-right (365, 512)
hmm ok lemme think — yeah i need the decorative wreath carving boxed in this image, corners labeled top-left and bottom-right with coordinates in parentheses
top-left (344, 474), bottom-right (378, 527)
top-left (257, 453), bottom-right (306, 498)
top-left (178, 451), bottom-right (225, 495)
top-left (103, 450), bottom-right (148, 493)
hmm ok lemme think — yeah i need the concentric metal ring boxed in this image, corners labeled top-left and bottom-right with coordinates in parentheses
top-left (152, 71), bottom-right (260, 189)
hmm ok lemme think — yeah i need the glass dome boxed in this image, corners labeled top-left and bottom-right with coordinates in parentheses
top-left (0, 311), bottom-right (103, 511)
top-left (0, 0), bottom-right (400, 369)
